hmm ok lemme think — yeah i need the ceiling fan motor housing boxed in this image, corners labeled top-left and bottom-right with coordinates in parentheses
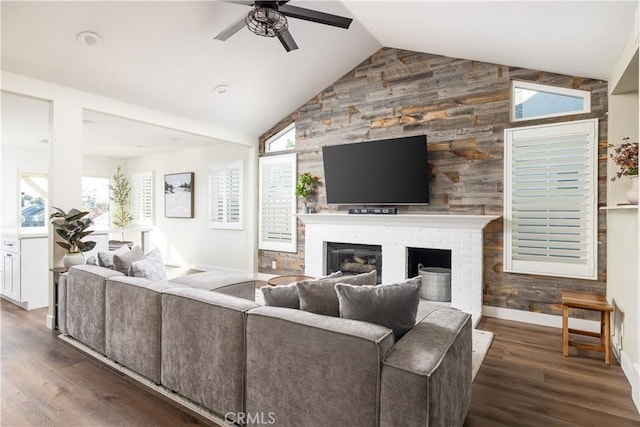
top-left (246, 3), bottom-right (288, 38)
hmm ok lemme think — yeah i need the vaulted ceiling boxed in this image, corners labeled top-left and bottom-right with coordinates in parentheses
top-left (2, 1), bottom-right (636, 147)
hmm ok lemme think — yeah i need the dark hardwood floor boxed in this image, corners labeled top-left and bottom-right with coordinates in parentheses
top-left (467, 317), bottom-right (640, 426)
top-left (0, 300), bottom-right (218, 427)
top-left (2, 299), bottom-right (639, 426)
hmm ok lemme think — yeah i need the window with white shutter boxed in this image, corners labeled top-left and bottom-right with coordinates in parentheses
top-left (259, 153), bottom-right (297, 252)
top-left (130, 171), bottom-right (153, 226)
top-left (209, 161), bottom-right (243, 230)
top-left (504, 119), bottom-right (598, 280)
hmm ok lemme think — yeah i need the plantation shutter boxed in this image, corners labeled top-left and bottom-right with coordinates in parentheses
top-left (131, 171), bottom-right (153, 226)
top-left (504, 119), bottom-right (598, 280)
top-left (209, 161), bottom-right (243, 230)
top-left (259, 153), bottom-right (297, 252)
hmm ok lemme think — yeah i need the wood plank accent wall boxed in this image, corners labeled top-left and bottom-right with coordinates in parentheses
top-left (259, 48), bottom-right (608, 319)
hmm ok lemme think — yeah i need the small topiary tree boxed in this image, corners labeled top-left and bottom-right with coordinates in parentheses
top-left (110, 166), bottom-right (133, 239)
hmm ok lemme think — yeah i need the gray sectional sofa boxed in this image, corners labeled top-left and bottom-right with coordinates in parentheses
top-left (58, 264), bottom-right (472, 427)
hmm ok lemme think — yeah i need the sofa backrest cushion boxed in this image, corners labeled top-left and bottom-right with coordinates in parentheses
top-left (296, 270), bottom-right (376, 317)
top-left (245, 306), bottom-right (394, 426)
top-left (65, 264), bottom-right (124, 355)
top-left (105, 276), bottom-right (175, 383)
top-left (161, 288), bottom-right (259, 419)
top-left (336, 276), bottom-right (422, 340)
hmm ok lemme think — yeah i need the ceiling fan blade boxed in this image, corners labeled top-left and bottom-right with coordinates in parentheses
top-left (224, 1), bottom-right (255, 5)
top-left (277, 29), bottom-right (298, 52)
top-left (213, 13), bottom-right (248, 41)
top-left (279, 4), bottom-right (352, 29)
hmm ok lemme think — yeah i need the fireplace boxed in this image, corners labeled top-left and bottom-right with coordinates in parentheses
top-left (326, 242), bottom-right (382, 284)
top-left (298, 213), bottom-right (499, 327)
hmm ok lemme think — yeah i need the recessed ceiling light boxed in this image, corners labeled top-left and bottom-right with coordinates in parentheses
top-left (213, 85), bottom-right (229, 95)
top-left (83, 119), bottom-right (95, 125)
top-left (77, 31), bottom-right (102, 47)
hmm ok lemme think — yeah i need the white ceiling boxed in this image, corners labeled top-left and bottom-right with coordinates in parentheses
top-left (1, 1), bottom-right (637, 155)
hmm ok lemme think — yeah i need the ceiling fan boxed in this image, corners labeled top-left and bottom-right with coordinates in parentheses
top-left (214, 1), bottom-right (353, 52)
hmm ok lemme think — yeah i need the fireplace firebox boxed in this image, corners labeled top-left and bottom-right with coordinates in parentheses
top-left (326, 242), bottom-right (382, 284)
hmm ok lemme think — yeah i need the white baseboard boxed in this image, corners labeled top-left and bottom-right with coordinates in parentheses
top-left (46, 314), bottom-right (55, 330)
top-left (482, 305), bottom-right (600, 333)
top-left (620, 350), bottom-right (640, 412)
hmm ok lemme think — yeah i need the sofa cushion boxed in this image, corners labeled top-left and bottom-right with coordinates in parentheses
top-left (97, 244), bottom-right (130, 269)
top-left (130, 248), bottom-right (167, 282)
top-left (336, 276), bottom-right (422, 340)
top-left (297, 270), bottom-right (376, 317)
top-left (113, 245), bottom-right (144, 275)
top-left (260, 271), bottom-right (342, 309)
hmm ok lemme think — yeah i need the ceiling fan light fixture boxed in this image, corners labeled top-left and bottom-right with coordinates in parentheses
top-left (245, 7), bottom-right (288, 38)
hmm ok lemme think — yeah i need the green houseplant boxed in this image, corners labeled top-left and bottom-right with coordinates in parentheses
top-left (110, 166), bottom-right (133, 239)
top-left (50, 207), bottom-right (96, 267)
top-left (295, 172), bottom-right (320, 213)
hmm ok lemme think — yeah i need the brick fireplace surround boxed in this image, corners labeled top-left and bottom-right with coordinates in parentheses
top-left (298, 214), bottom-right (499, 327)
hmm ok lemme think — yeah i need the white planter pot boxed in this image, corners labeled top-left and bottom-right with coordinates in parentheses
top-left (63, 252), bottom-right (85, 267)
top-left (626, 176), bottom-right (639, 205)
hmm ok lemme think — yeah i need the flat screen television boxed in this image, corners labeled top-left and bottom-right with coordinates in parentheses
top-left (322, 135), bottom-right (429, 205)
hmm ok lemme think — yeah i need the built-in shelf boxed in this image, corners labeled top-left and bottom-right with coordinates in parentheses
top-left (600, 205), bottom-right (639, 211)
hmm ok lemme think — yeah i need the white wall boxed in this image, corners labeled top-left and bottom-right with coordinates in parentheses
top-left (83, 154), bottom-right (124, 178)
top-left (126, 143), bottom-right (254, 272)
top-left (607, 2), bottom-right (640, 412)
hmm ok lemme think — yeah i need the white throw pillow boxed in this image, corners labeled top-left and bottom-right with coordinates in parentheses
top-left (130, 248), bottom-right (167, 282)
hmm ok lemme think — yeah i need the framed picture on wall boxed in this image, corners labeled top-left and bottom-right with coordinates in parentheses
top-left (164, 172), bottom-right (194, 218)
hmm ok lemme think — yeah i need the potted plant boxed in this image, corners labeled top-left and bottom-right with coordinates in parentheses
top-left (50, 207), bottom-right (97, 267)
top-left (110, 166), bottom-right (133, 240)
top-left (295, 172), bottom-right (320, 213)
top-left (610, 137), bottom-right (639, 204)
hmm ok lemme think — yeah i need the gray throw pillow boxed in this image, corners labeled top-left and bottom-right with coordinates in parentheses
top-left (261, 271), bottom-right (343, 309)
top-left (113, 245), bottom-right (144, 275)
top-left (335, 276), bottom-right (422, 340)
top-left (261, 283), bottom-right (299, 309)
top-left (130, 248), bottom-right (167, 282)
top-left (297, 270), bottom-right (376, 317)
top-left (97, 244), bottom-right (130, 269)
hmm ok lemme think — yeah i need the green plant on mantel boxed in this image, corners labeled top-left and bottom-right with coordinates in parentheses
top-left (295, 172), bottom-right (320, 208)
top-left (110, 166), bottom-right (133, 238)
top-left (610, 137), bottom-right (639, 181)
top-left (49, 207), bottom-right (96, 253)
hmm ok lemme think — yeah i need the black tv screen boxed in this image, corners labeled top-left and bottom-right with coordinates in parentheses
top-left (322, 135), bottom-right (429, 205)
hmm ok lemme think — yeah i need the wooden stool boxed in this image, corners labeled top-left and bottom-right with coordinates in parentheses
top-left (562, 290), bottom-right (613, 364)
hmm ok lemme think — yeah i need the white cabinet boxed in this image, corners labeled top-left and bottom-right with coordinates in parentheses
top-left (1, 235), bottom-right (48, 310)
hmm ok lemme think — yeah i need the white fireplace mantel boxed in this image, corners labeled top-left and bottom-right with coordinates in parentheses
top-left (297, 213), bottom-right (500, 327)
top-left (297, 213), bottom-right (499, 230)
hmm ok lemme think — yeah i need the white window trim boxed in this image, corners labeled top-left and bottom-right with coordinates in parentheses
top-left (504, 118), bottom-right (598, 280)
top-left (265, 122), bottom-right (295, 153)
top-left (510, 80), bottom-right (591, 122)
top-left (258, 153), bottom-right (297, 252)
top-left (130, 170), bottom-right (154, 226)
top-left (208, 160), bottom-right (244, 230)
